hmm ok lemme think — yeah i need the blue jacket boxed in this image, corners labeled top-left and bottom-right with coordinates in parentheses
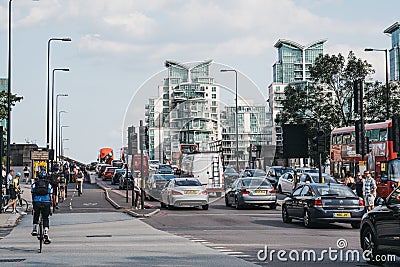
top-left (31, 181), bottom-right (53, 203)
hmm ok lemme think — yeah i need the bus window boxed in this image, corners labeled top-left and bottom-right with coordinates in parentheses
top-left (337, 134), bottom-right (342, 144)
top-left (343, 133), bottom-right (351, 144)
top-left (388, 159), bottom-right (400, 182)
top-left (369, 129), bottom-right (379, 142)
top-left (379, 129), bottom-right (387, 141)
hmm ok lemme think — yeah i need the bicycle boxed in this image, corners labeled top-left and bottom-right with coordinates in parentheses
top-left (37, 212), bottom-right (44, 253)
top-left (2, 191), bottom-right (29, 213)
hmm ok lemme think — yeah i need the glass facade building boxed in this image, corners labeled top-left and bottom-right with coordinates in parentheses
top-left (384, 22), bottom-right (400, 81)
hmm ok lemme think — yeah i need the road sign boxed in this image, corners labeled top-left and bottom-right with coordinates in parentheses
top-left (30, 150), bottom-right (49, 161)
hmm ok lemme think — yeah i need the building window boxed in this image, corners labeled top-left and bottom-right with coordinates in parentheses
top-left (212, 101), bottom-right (217, 106)
top-left (212, 94), bottom-right (216, 99)
top-left (212, 87), bottom-right (216, 92)
top-left (276, 86), bottom-right (280, 92)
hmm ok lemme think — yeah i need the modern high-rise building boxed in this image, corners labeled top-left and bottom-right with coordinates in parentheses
top-left (268, 39), bottom-right (326, 147)
top-left (384, 22), bottom-right (400, 82)
top-left (221, 99), bottom-right (273, 169)
top-left (145, 60), bottom-right (222, 164)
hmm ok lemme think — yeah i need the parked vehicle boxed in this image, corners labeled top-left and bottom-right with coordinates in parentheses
top-left (360, 185), bottom-right (400, 264)
top-left (266, 166), bottom-right (294, 188)
top-left (111, 169), bottom-right (126, 185)
top-left (282, 183), bottom-right (365, 228)
top-left (111, 159), bottom-right (124, 168)
top-left (160, 178), bottom-right (209, 210)
top-left (225, 177), bottom-right (277, 209)
top-left (103, 167), bottom-right (118, 180)
top-left (87, 161), bottom-right (98, 171)
top-left (149, 160), bottom-right (160, 171)
top-left (145, 174), bottom-right (176, 201)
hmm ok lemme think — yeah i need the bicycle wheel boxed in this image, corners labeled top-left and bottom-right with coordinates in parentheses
top-left (38, 216), bottom-right (43, 253)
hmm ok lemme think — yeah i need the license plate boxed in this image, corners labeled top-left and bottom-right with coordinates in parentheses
top-left (333, 213), bottom-right (351, 218)
top-left (184, 190), bottom-right (197, 194)
top-left (254, 190), bottom-right (266, 194)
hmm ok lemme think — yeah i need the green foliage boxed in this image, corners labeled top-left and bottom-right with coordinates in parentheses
top-left (0, 91), bottom-right (23, 121)
top-left (276, 51), bottom-right (375, 166)
top-left (365, 81), bottom-right (400, 122)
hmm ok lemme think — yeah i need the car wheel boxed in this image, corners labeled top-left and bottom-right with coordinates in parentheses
top-left (351, 222), bottom-right (360, 229)
top-left (225, 196), bottom-right (230, 207)
top-left (361, 226), bottom-right (386, 264)
top-left (118, 185), bottom-right (122, 189)
top-left (282, 205), bottom-right (292, 223)
top-left (278, 185), bottom-right (282, 194)
top-left (269, 203), bottom-right (277, 210)
top-left (235, 197), bottom-right (243, 210)
top-left (303, 209), bottom-right (314, 228)
top-left (202, 204), bottom-right (209, 210)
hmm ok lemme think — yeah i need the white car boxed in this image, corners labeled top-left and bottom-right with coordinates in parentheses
top-left (277, 172), bottom-right (295, 193)
top-left (160, 178), bottom-right (209, 210)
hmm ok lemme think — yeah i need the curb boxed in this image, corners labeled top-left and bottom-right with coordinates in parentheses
top-left (104, 189), bottom-right (122, 210)
top-left (125, 209), bottom-right (160, 218)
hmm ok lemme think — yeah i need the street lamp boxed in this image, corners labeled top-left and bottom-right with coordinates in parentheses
top-left (220, 69), bottom-right (239, 171)
top-left (57, 109), bottom-right (68, 161)
top-left (50, 68), bottom-right (69, 167)
top-left (60, 126), bottom-right (69, 159)
top-left (46, 37), bottom-right (71, 158)
top-left (6, 0), bottom-right (39, 172)
top-left (364, 48), bottom-right (390, 119)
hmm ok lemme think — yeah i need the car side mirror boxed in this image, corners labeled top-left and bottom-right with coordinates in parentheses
top-left (377, 197), bottom-right (386, 206)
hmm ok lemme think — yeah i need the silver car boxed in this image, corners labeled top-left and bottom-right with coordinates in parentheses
top-left (225, 177), bottom-right (277, 209)
top-left (160, 178), bottom-right (209, 210)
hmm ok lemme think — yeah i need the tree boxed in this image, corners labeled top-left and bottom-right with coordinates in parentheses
top-left (276, 51), bottom-right (374, 166)
top-left (365, 81), bottom-right (400, 122)
top-left (0, 91), bottom-right (23, 120)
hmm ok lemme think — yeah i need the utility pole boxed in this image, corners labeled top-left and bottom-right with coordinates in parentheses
top-left (139, 120), bottom-right (145, 210)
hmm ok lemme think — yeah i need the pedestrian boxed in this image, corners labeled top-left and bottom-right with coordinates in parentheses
top-left (23, 164), bottom-right (31, 184)
top-left (5, 169), bottom-right (15, 195)
top-left (31, 171), bottom-right (52, 244)
top-left (355, 172), bottom-right (364, 198)
top-left (344, 172), bottom-right (355, 189)
top-left (363, 171), bottom-right (377, 211)
top-left (3, 172), bottom-right (21, 213)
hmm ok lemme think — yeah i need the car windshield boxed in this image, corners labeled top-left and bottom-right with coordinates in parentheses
top-left (241, 178), bottom-right (271, 187)
top-left (242, 169), bottom-right (266, 177)
top-left (314, 185), bottom-right (356, 197)
top-left (175, 179), bottom-right (202, 187)
top-left (224, 168), bottom-right (237, 174)
top-left (158, 165), bottom-right (173, 171)
top-left (274, 168), bottom-right (293, 176)
top-left (309, 174), bottom-right (337, 184)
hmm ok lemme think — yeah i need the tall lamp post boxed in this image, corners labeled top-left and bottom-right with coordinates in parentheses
top-left (60, 126), bottom-right (69, 159)
top-left (220, 69), bottom-right (239, 171)
top-left (46, 37), bottom-right (71, 160)
top-left (364, 48), bottom-right (390, 119)
top-left (50, 68), bottom-right (69, 167)
top-left (57, 109), bottom-right (68, 161)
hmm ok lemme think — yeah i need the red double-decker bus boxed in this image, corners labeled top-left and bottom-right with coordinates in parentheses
top-left (330, 120), bottom-right (400, 198)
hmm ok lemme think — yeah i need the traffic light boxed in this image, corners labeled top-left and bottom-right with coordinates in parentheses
top-left (311, 136), bottom-right (318, 152)
top-left (355, 119), bottom-right (368, 156)
top-left (316, 129), bottom-right (325, 153)
top-left (127, 126), bottom-right (133, 154)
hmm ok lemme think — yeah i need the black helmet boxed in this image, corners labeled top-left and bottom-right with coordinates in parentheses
top-left (37, 171), bottom-right (47, 179)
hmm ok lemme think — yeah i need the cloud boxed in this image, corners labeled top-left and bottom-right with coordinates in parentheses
top-left (78, 34), bottom-right (145, 55)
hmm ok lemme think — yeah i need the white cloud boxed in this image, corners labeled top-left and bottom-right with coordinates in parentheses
top-left (78, 34), bottom-right (145, 55)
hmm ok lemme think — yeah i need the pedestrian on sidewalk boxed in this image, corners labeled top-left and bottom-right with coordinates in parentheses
top-left (3, 172), bottom-right (21, 213)
top-left (363, 171), bottom-right (377, 211)
top-left (23, 164), bottom-right (31, 184)
top-left (5, 169), bottom-right (14, 195)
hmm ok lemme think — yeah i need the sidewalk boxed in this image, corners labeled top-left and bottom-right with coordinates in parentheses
top-left (0, 183), bottom-right (32, 228)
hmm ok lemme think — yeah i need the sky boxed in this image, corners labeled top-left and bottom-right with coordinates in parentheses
top-left (0, 0), bottom-right (399, 163)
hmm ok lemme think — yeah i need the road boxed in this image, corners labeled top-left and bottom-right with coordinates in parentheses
top-left (1, 177), bottom-right (399, 266)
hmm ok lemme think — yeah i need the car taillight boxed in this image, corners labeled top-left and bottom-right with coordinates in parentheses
top-left (269, 189), bottom-right (276, 194)
top-left (359, 198), bottom-right (364, 206)
top-left (241, 189), bottom-right (250, 194)
top-left (314, 199), bottom-right (323, 206)
top-left (201, 190), bottom-right (208, 195)
top-left (171, 190), bottom-right (183, 195)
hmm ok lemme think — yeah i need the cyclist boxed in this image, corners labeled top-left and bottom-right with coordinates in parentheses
top-left (31, 171), bottom-right (52, 244)
top-left (76, 167), bottom-right (84, 195)
top-left (50, 167), bottom-right (60, 210)
top-left (2, 172), bottom-right (21, 213)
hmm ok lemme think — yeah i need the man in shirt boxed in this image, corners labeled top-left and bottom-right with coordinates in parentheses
top-left (363, 171), bottom-right (377, 211)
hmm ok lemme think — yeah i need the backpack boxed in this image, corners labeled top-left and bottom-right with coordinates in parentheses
top-left (78, 172), bottom-right (83, 178)
top-left (35, 179), bottom-right (49, 196)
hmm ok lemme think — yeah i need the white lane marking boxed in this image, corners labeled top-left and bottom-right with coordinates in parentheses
top-left (190, 239), bottom-right (207, 242)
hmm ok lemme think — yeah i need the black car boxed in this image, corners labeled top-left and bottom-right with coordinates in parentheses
top-left (360, 185), bottom-right (400, 264)
top-left (282, 183), bottom-right (365, 228)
